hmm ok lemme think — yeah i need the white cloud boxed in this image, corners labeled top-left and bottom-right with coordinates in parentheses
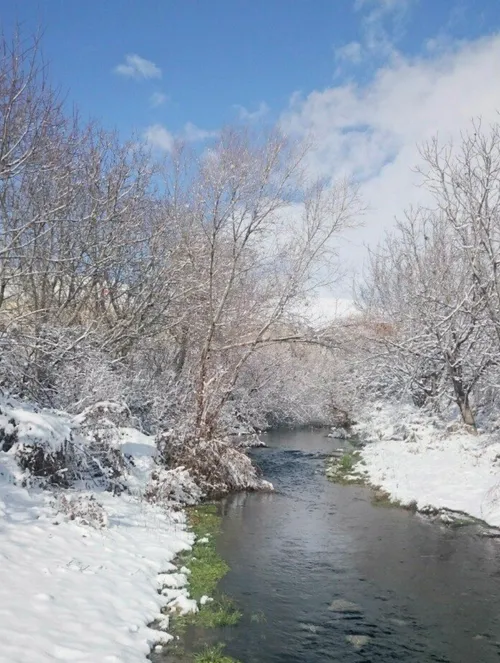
top-left (348, 0), bottom-right (415, 60)
top-left (144, 122), bottom-right (217, 152)
top-left (234, 101), bottom-right (270, 122)
top-left (281, 33), bottom-right (500, 293)
top-left (354, 0), bottom-right (412, 11)
top-left (144, 124), bottom-right (174, 151)
top-left (335, 41), bottom-right (363, 63)
top-left (114, 54), bottom-right (162, 80)
top-left (150, 91), bottom-right (167, 107)
top-left (182, 122), bottom-right (217, 142)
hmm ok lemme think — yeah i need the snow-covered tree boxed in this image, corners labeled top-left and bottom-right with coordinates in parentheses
top-left (359, 119), bottom-right (500, 427)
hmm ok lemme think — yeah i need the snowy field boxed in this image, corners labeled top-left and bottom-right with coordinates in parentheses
top-left (355, 403), bottom-right (500, 527)
top-left (0, 399), bottom-right (198, 663)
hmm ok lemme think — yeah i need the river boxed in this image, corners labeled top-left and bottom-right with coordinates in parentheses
top-left (213, 429), bottom-right (500, 662)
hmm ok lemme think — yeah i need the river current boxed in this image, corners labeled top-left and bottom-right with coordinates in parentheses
top-left (214, 429), bottom-right (500, 662)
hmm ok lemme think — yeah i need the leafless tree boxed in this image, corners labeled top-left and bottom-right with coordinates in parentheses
top-left (0, 27), bottom-right (363, 459)
top-left (158, 129), bottom-right (362, 439)
top-left (358, 120), bottom-right (500, 427)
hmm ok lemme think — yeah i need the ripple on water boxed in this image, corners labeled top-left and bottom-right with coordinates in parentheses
top-left (213, 430), bottom-right (500, 662)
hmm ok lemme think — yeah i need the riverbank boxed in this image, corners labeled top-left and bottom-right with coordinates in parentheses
top-left (0, 397), bottom-right (210, 662)
top-left (154, 504), bottom-right (244, 663)
top-left (0, 476), bottom-right (196, 662)
top-left (347, 402), bottom-right (500, 528)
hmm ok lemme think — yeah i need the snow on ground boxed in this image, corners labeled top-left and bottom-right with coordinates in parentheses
top-left (355, 402), bottom-right (500, 527)
top-left (0, 398), bottom-right (198, 663)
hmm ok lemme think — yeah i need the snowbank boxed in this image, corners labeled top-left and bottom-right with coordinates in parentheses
top-left (0, 397), bottom-right (199, 663)
top-left (355, 403), bottom-right (500, 527)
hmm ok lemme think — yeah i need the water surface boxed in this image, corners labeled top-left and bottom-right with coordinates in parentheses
top-left (216, 429), bottom-right (500, 662)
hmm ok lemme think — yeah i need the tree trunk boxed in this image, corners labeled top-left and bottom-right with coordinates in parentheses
top-left (451, 374), bottom-right (476, 429)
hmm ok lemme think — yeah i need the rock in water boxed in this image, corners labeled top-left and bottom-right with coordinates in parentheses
top-left (328, 599), bottom-right (362, 613)
top-left (389, 617), bottom-right (407, 627)
top-left (298, 622), bottom-right (323, 634)
top-left (346, 634), bottom-right (371, 650)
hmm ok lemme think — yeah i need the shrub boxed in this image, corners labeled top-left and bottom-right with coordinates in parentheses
top-left (0, 419), bottom-right (18, 452)
top-left (16, 432), bottom-right (130, 492)
top-left (56, 494), bottom-right (108, 528)
top-left (160, 434), bottom-right (272, 498)
top-left (144, 467), bottom-right (202, 507)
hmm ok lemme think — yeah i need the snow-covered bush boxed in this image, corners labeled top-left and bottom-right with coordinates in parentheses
top-left (352, 401), bottom-right (443, 445)
top-left (56, 494), bottom-right (108, 528)
top-left (0, 326), bottom-right (124, 410)
top-left (0, 323), bottom-right (200, 437)
top-left (16, 438), bottom-right (73, 487)
top-left (76, 401), bottom-right (135, 430)
top-left (144, 467), bottom-right (202, 507)
top-left (220, 342), bottom-right (347, 433)
top-left (0, 419), bottom-right (18, 452)
top-left (0, 397), bottom-right (131, 491)
top-left (16, 431), bottom-right (130, 491)
top-left (160, 433), bottom-right (272, 497)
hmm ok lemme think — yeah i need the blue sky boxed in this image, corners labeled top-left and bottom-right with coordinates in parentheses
top-left (3, 0), bottom-right (500, 304)
top-left (2, 1), bottom-right (498, 139)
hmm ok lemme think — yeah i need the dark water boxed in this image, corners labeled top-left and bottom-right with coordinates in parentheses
top-left (215, 430), bottom-right (500, 663)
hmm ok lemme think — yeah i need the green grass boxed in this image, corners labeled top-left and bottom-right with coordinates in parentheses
top-left (188, 504), bottom-right (221, 537)
top-left (371, 489), bottom-right (401, 508)
top-left (197, 596), bottom-right (242, 627)
top-left (160, 504), bottom-right (243, 662)
top-left (371, 489), bottom-right (419, 511)
top-left (170, 503), bottom-right (242, 639)
top-left (183, 545), bottom-right (229, 601)
top-left (194, 643), bottom-right (241, 663)
top-left (339, 453), bottom-right (354, 472)
top-left (175, 595), bottom-right (242, 631)
top-left (448, 517), bottom-right (475, 528)
top-left (325, 451), bottom-right (365, 484)
top-left (177, 505), bottom-right (229, 601)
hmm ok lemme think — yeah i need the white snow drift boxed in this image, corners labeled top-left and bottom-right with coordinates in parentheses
top-left (355, 403), bottom-right (500, 527)
top-left (0, 397), bottom-right (200, 663)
